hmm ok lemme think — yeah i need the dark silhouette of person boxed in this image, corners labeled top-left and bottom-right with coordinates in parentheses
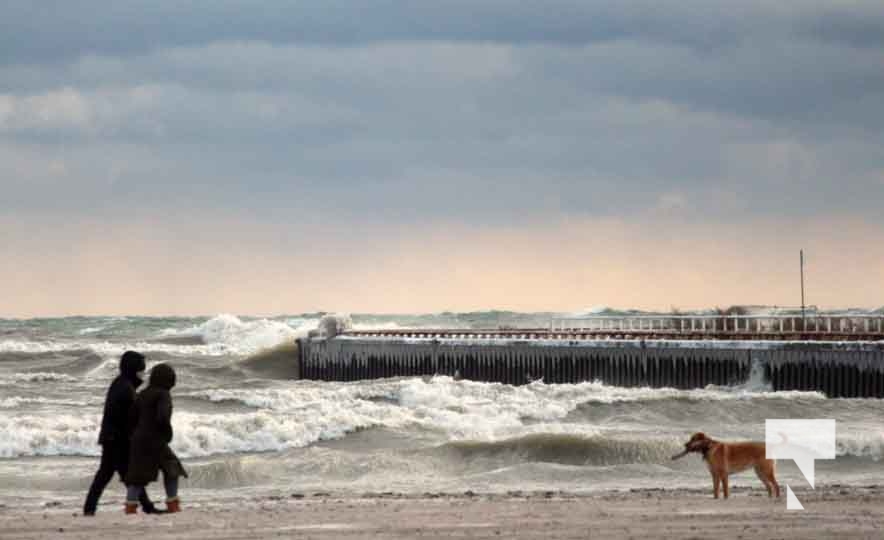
top-left (83, 350), bottom-right (159, 515)
top-left (125, 363), bottom-right (187, 514)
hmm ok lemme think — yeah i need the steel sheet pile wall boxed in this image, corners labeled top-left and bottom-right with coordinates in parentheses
top-left (298, 338), bottom-right (756, 389)
top-left (762, 347), bottom-right (884, 397)
top-left (297, 337), bottom-right (884, 397)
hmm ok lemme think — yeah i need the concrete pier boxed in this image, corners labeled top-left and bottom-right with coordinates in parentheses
top-left (296, 335), bottom-right (884, 397)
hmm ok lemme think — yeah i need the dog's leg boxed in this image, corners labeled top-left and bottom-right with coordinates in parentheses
top-left (754, 465), bottom-right (772, 497)
top-left (722, 474), bottom-right (730, 499)
top-left (759, 462), bottom-right (781, 498)
top-left (770, 462), bottom-right (781, 498)
top-left (712, 473), bottom-right (720, 499)
top-left (771, 474), bottom-right (780, 498)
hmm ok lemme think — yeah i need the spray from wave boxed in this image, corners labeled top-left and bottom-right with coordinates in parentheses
top-left (155, 314), bottom-right (316, 354)
top-left (0, 314), bottom-right (322, 360)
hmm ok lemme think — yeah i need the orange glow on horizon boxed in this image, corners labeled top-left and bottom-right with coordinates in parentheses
top-left (2, 214), bottom-right (882, 317)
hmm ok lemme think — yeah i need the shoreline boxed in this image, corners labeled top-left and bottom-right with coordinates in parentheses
top-left (3, 485), bottom-right (884, 539)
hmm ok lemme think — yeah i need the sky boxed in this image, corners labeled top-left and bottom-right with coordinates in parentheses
top-left (2, 1), bottom-right (883, 317)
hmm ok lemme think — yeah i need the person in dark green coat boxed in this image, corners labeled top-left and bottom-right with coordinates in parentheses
top-left (124, 363), bottom-right (188, 514)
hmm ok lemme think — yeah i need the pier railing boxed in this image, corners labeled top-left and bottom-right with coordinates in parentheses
top-left (336, 315), bottom-right (884, 341)
top-left (549, 314), bottom-right (884, 336)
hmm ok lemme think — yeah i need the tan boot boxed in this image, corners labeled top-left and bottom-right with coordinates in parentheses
top-left (125, 502), bottom-right (138, 515)
top-left (166, 498), bottom-right (180, 513)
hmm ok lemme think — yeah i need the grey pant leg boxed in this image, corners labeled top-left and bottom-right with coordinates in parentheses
top-left (126, 485), bottom-right (144, 503)
top-left (163, 474), bottom-right (178, 499)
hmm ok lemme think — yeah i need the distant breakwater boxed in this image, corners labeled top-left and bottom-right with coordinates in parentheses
top-left (295, 335), bottom-right (884, 398)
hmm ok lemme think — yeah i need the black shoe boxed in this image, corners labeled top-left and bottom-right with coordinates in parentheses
top-left (143, 506), bottom-right (168, 515)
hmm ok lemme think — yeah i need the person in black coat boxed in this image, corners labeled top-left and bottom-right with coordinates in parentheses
top-left (83, 350), bottom-right (159, 515)
top-left (125, 363), bottom-right (187, 514)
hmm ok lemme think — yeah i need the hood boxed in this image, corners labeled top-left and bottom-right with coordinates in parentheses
top-left (149, 363), bottom-right (176, 390)
top-left (119, 350), bottom-right (146, 386)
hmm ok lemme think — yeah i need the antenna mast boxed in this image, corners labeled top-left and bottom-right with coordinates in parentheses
top-left (800, 249), bottom-right (806, 322)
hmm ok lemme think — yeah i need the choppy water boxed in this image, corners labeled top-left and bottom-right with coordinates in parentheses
top-left (1, 313), bottom-right (883, 509)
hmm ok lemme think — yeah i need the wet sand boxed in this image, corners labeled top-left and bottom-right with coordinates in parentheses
top-left (2, 486), bottom-right (883, 539)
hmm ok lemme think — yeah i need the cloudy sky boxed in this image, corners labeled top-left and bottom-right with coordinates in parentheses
top-left (2, 1), bottom-right (883, 316)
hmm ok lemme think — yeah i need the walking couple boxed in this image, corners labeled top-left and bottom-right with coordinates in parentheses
top-left (83, 351), bottom-right (187, 515)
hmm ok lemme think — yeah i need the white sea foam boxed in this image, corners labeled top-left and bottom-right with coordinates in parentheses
top-left (0, 396), bottom-right (89, 408)
top-left (0, 399), bottom-right (412, 458)
top-left (0, 338), bottom-right (218, 357)
top-left (518, 377), bottom-right (820, 404)
top-left (158, 314), bottom-right (317, 354)
top-left (569, 306), bottom-right (616, 317)
top-left (700, 357), bottom-right (782, 395)
top-left (0, 372), bottom-right (80, 384)
top-left (0, 340), bottom-right (81, 354)
top-left (183, 378), bottom-right (591, 450)
top-left (734, 357), bottom-right (773, 392)
top-left (1, 379), bottom-right (600, 458)
top-left (0, 314), bottom-right (321, 359)
top-left (0, 376), bottom-right (875, 460)
top-left (835, 427), bottom-right (884, 461)
top-left (84, 358), bottom-right (118, 377)
top-left (351, 321), bottom-right (404, 331)
top-left (0, 317), bottom-right (313, 359)
top-left (170, 405), bottom-right (391, 457)
top-left (77, 327), bottom-right (105, 335)
top-left (0, 414), bottom-right (100, 458)
top-left (182, 377), bottom-right (827, 453)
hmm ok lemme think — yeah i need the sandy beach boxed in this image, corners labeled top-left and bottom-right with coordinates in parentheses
top-left (3, 486), bottom-right (883, 539)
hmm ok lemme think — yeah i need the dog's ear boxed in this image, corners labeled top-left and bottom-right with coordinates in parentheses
top-left (686, 432), bottom-right (711, 451)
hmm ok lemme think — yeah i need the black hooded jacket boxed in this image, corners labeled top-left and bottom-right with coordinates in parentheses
top-left (97, 351), bottom-right (145, 445)
top-left (126, 363), bottom-right (187, 485)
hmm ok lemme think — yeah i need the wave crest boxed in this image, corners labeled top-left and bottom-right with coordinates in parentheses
top-left (157, 314), bottom-right (316, 355)
top-left (439, 433), bottom-right (678, 466)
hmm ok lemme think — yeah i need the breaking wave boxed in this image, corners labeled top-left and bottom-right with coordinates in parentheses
top-left (0, 370), bottom-right (878, 462)
top-left (154, 314), bottom-right (316, 355)
top-left (0, 372), bottom-right (80, 384)
top-left (0, 314), bottom-right (317, 359)
top-left (4, 404), bottom-right (881, 463)
top-left (0, 338), bottom-right (227, 357)
top-left (236, 341), bottom-right (301, 378)
top-left (0, 396), bottom-right (89, 409)
top-left (438, 433), bottom-right (679, 466)
top-left (0, 413), bottom-right (99, 458)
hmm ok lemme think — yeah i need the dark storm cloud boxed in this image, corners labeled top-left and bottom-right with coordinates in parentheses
top-left (5, 1), bottom-right (882, 66)
top-left (1, 1), bottom-right (883, 225)
top-left (0, 0), bottom-right (764, 66)
top-left (800, 7), bottom-right (884, 49)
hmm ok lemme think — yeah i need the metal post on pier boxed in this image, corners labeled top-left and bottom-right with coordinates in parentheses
top-left (800, 249), bottom-right (806, 325)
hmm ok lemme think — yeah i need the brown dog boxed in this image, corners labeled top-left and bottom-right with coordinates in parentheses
top-left (672, 432), bottom-right (780, 499)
